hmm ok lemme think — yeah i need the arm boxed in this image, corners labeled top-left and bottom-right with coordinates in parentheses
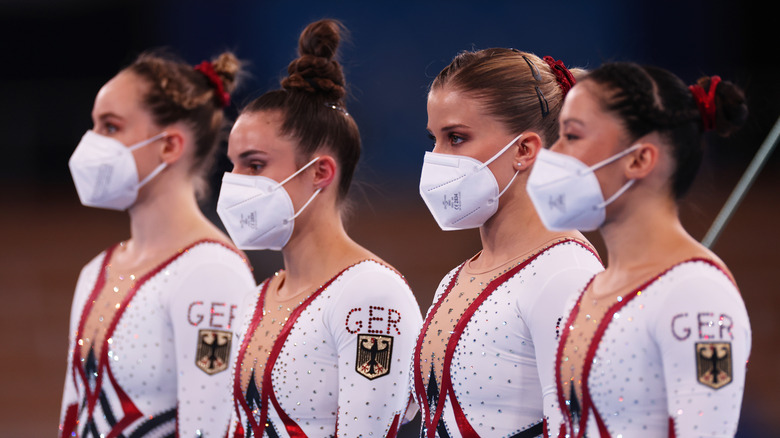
top-left (167, 250), bottom-right (256, 437)
top-left (652, 266), bottom-right (751, 437)
top-left (526, 246), bottom-right (603, 435)
top-left (328, 266), bottom-right (423, 437)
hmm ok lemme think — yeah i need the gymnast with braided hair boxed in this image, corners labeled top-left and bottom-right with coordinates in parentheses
top-left (525, 62), bottom-right (752, 437)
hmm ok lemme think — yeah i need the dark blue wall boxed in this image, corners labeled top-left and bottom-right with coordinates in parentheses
top-left (0, 0), bottom-right (773, 189)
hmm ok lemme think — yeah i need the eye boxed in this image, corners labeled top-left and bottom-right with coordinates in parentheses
top-left (448, 133), bottom-right (465, 146)
top-left (564, 133), bottom-right (579, 141)
top-left (427, 132), bottom-right (436, 147)
top-left (247, 160), bottom-right (266, 175)
top-left (95, 121), bottom-right (119, 135)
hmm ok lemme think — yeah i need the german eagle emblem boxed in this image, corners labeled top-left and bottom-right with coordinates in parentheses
top-left (196, 329), bottom-right (232, 375)
top-left (355, 334), bottom-right (393, 380)
top-left (696, 342), bottom-right (733, 389)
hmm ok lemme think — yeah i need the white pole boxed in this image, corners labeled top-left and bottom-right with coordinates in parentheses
top-left (702, 116), bottom-right (780, 248)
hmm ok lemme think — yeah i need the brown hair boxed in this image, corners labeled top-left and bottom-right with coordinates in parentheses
top-left (582, 62), bottom-right (748, 198)
top-left (431, 49), bottom-right (586, 145)
top-left (242, 19), bottom-right (361, 201)
top-left (126, 50), bottom-right (243, 198)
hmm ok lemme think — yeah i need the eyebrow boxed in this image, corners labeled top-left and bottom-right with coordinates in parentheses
top-left (237, 149), bottom-right (268, 160)
top-left (225, 149), bottom-right (265, 165)
top-left (429, 123), bottom-right (470, 133)
top-left (561, 119), bottom-right (585, 128)
top-left (94, 112), bottom-right (125, 122)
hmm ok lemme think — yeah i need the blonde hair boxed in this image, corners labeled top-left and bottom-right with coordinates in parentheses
top-left (431, 49), bottom-right (585, 145)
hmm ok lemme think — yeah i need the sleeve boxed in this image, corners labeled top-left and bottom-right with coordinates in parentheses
top-left (326, 266), bottom-right (424, 437)
top-left (59, 256), bottom-right (102, 436)
top-left (166, 250), bottom-right (257, 438)
top-left (651, 268), bottom-right (751, 437)
top-left (525, 246), bottom-right (603, 436)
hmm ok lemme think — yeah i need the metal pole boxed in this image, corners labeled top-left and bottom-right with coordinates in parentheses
top-left (702, 116), bottom-right (780, 248)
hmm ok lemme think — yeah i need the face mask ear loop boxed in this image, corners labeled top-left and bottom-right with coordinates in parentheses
top-left (128, 131), bottom-right (170, 189)
top-left (478, 134), bottom-right (524, 170)
top-left (131, 132), bottom-right (170, 188)
top-left (596, 179), bottom-right (636, 209)
top-left (493, 169), bottom-right (520, 202)
top-left (273, 156), bottom-right (321, 190)
top-left (580, 143), bottom-right (642, 176)
top-left (137, 162), bottom-right (168, 188)
top-left (284, 188), bottom-right (322, 224)
top-left (128, 131), bottom-right (169, 151)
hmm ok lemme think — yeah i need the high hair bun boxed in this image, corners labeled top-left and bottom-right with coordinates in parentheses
top-left (210, 52), bottom-right (243, 95)
top-left (694, 76), bottom-right (748, 138)
top-left (281, 19), bottom-right (347, 101)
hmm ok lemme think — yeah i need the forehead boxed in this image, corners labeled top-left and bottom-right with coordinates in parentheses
top-left (92, 71), bottom-right (148, 117)
top-left (563, 82), bottom-right (634, 151)
top-left (232, 110), bottom-right (283, 139)
top-left (561, 82), bottom-right (623, 128)
top-left (427, 86), bottom-right (500, 129)
top-left (229, 110), bottom-right (295, 154)
top-left (427, 86), bottom-right (488, 122)
top-left (562, 83), bottom-right (602, 114)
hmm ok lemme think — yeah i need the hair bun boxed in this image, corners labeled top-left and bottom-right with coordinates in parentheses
top-left (298, 19), bottom-right (341, 60)
top-left (281, 19), bottom-right (347, 101)
top-left (692, 76), bottom-right (748, 137)
top-left (210, 52), bottom-right (243, 95)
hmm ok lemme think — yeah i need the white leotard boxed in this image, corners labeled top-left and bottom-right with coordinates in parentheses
top-left (554, 259), bottom-right (751, 437)
top-left (227, 260), bottom-right (423, 438)
top-left (59, 240), bottom-right (256, 437)
top-left (413, 239), bottom-right (604, 437)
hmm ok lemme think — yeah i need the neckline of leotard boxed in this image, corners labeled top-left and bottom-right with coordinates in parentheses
top-left (264, 258), bottom-right (395, 303)
top-left (585, 255), bottom-right (731, 301)
top-left (463, 236), bottom-right (597, 276)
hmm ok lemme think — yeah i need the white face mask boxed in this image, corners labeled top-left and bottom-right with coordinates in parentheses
top-left (526, 144), bottom-right (641, 231)
top-left (418, 134), bottom-right (523, 231)
top-left (216, 157), bottom-right (321, 251)
top-left (68, 130), bottom-right (168, 211)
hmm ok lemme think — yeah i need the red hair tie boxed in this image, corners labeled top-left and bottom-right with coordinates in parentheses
top-left (194, 61), bottom-right (230, 108)
top-left (543, 56), bottom-right (576, 97)
top-left (688, 76), bottom-right (721, 132)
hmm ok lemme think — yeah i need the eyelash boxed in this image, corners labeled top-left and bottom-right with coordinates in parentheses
top-left (448, 133), bottom-right (465, 145)
top-left (248, 161), bottom-right (266, 173)
top-left (104, 122), bottom-right (119, 134)
top-left (427, 132), bottom-right (467, 147)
